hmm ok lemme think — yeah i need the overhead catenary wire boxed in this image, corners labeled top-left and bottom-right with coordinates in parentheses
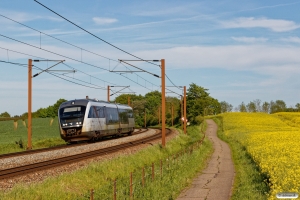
top-left (34, 0), bottom-right (160, 68)
top-left (0, 12), bottom-right (183, 96)
top-left (0, 36), bottom-right (157, 92)
top-left (0, 11), bottom-right (183, 94)
top-left (0, 46), bottom-right (116, 86)
top-left (0, 59), bottom-right (106, 89)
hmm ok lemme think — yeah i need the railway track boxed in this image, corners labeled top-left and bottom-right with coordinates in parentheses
top-left (0, 128), bottom-right (171, 179)
top-left (0, 128), bottom-right (147, 160)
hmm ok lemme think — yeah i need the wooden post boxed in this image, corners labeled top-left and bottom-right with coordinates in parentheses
top-left (161, 59), bottom-right (166, 147)
top-left (181, 96), bottom-right (183, 130)
top-left (27, 59), bottom-right (32, 150)
top-left (107, 85), bottom-right (110, 102)
top-left (130, 172), bottom-right (133, 198)
top-left (90, 189), bottom-right (94, 200)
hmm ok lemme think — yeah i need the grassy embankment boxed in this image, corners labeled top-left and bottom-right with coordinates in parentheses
top-left (0, 123), bottom-right (213, 200)
top-left (210, 112), bottom-right (300, 200)
top-left (0, 118), bottom-right (65, 154)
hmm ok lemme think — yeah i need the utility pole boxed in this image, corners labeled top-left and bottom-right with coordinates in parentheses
top-left (161, 59), bottom-right (166, 147)
top-left (107, 85), bottom-right (110, 102)
top-left (27, 59), bottom-right (68, 150)
top-left (181, 96), bottom-right (183, 130)
top-left (128, 96), bottom-right (130, 107)
top-left (27, 59), bottom-right (32, 150)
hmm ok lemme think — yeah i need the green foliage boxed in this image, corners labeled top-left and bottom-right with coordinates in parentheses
top-left (34, 98), bottom-right (67, 118)
top-left (0, 125), bottom-right (213, 199)
top-left (0, 111), bottom-right (11, 118)
top-left (195, 115), bottom-right (204, 125)
top-left (115, 92), bottom-right (182, 127)
top-left (270, 100), bottom-right (286, 113)
top-left (186, 83), bottom-right (221, 124)
top-left (220, 101), bottom-right (233, 113)
top-left (238, 102), bottom-right (247, 112)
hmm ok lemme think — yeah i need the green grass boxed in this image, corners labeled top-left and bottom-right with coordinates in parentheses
top-left (210, 116), bottom-right (269, 200)
top-left (0, 124), bottom-right (213, 200)
top-left (0, 118), bottom-right (65, 154)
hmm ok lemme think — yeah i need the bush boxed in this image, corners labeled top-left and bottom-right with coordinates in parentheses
top-left (195, 115), bottom-right (204, 125)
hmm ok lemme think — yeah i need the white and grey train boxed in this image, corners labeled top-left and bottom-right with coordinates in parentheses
top-left (58, 98), bottom-right (135, 143)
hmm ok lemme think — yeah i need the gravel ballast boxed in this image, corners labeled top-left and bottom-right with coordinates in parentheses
top-left (0, 128), bottom-right (177, 191)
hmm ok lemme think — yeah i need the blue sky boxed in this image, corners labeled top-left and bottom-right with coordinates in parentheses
top-left (1, 0), bottom-right (300, 115)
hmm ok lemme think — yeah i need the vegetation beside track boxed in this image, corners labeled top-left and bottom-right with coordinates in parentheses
top-left (0, 123), bottom-right (213, 200)
top-left (0, 118), bottom-right (64, 154)
top-left (209, 112), bottom-right (300, 200)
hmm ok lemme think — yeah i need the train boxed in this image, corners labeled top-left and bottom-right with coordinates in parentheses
top-left (58, 97), bottom-right (135, 143)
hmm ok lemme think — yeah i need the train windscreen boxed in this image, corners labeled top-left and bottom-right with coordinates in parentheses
top-left (59, 106), bottom-right (86, 126)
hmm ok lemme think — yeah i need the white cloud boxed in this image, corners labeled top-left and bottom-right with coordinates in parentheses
top-left (220, 17), bottom-right (300, 32)
top-left (231, 37), bottom-right (268, 43)
top-left (93, 17), bottom-right (118, 25)
top-left (0, 10), bottom-right (63, 23)
top-left (135, 44), bottom-right (300, 77)
top-left (280, 36), bottom-right (300, 43)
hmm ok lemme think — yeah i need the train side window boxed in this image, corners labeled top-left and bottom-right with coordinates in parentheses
top-left (88, 106), bottom-right (95, 118)
top-left (88, 106), bottom-right (105, 118)
top-left (96, 106), bottom-right (105, 118)
top-left (127, 109), bottom-right (133, 118)
top-left (106, 107), bottom-right (119, 124)
top-left (119, 109), bottom-right (129, 124)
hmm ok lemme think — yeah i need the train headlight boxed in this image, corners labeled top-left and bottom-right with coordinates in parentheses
top-left (79, 122), bottom-right (82, 125)
top-left (76, 122), bottom-right (78, 125)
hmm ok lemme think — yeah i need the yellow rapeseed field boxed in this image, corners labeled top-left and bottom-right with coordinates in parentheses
top-left (221, 112), bottom-right (300, 200)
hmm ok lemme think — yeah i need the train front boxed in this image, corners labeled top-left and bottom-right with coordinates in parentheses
top-left (58, 100), bottom-right (88, 143)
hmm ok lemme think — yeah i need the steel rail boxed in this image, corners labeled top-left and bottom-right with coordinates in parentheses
top-left (0, 128), bottom-right (146, 159)
top-left (0, 128), bottom-right (171, 179)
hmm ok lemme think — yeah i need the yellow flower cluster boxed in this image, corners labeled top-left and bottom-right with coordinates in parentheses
top-left (221, 112), bottom-right (300, 199)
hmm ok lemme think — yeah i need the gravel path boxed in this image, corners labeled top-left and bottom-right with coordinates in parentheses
top-left (0, 128), bottom-right (177, 191)
top-left (177, 119), bottom-right (235, 200)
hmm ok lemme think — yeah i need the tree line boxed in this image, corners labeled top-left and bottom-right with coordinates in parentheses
top-left (2, 83), bottom-right (299, 125)
top-left (220, 99), bottom-right (300, 113)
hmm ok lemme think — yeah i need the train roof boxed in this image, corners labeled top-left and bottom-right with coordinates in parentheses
top-left (59, 98), bottom-right (132, 108)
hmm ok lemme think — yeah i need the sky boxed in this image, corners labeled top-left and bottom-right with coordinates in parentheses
top-left (1, 0), bottom-right (300, 116)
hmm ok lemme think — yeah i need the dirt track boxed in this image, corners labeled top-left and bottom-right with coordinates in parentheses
top-left (177, 119), bottom-right (235, 200)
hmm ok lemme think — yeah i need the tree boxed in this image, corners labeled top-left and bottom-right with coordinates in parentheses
top-left (253, 99), bottom-right (262, 112)
top-left (295, 103), bottom-right (300, 112)
top-left (238, 102), bottom-right (247, 112)
top-left (186, 83), bottom-right (220, 124)
top-left (270, 100), bottom-right (286, 113)
top-left (246, 101), bottom-right (257, 112)
top-left (220, 101), bottom-right (233, 113)
top-left (0, 111), bottom-right (11, 118)
top-left (34, 98), bottom-right (67, 118)
top-left (262, 101), bottom-right (270, 113)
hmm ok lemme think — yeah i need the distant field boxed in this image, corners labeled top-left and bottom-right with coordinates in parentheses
top-left (217, 112), bottom-right (300, 200)
top-left (0, 118), bottom-right (65, 154)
